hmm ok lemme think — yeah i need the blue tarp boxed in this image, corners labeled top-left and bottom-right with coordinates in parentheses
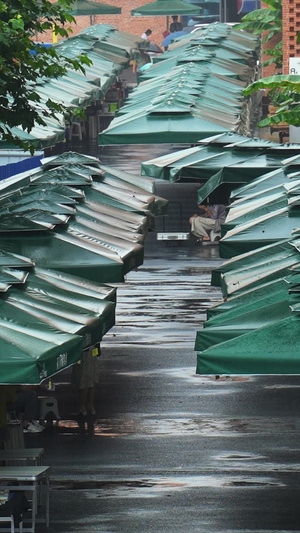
top-left (0, 155), bottom-right (43, 181)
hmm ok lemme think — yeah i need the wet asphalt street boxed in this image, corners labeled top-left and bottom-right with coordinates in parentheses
top-left (26, 240), bottom-right (300, 533)
top-left (25, 143), bottom-right (300, 532)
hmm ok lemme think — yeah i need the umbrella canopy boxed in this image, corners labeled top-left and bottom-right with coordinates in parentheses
top-left (0, 25), bottom-right (143, 150)
top-left (212, 240), bottom-right (300, 298)
top-left (147, 42), bottom-right (164, 54)
top-left (196, 312), bottom-right (300, 375)
top-left (206, 275), bottom-right (296, 323)
top-left (162, 31), bottom-right (188, 47)
top-left (196, 1), bottom-right (219, 7)
top-left (0, 147), bottom-right (169, 383)
top-left (141, 138), bottom-right (289, 182)
top-left (0, 261), bottom-right (118, 384)
top-left (195, 298), bottom-right (293, 352)
top-left (52, 0), bottom-right (121, 15)
top-left (131, 0), bottom-right (202, 16)
top-left (195, 239), bottom-right (300, 375)
top-left (0, 321), bottom-right (83, 384)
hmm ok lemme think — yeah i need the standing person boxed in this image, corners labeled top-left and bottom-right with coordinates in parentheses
top-left (72, 345), bottom-right (101, 416)
top-left (189, 204), bottom-right (227, 242)
top-left (141, 29), bottom-right (152, 39)
top-left (170, 15), bottom-right (183, 32)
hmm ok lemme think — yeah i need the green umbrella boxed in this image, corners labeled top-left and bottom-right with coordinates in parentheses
top-left (131, 0), bottom-right (202, 16)
top-left (212, 240), bottom-right (300, 298)
top-left (53, 0), bottom-right (121, 15)
top-left (0, 319), bottom-right (83, 384)
top-left (206, 276), bottom-right (294, 323)
top-left (99, 107), bottom-right (229, 145)
top-left (196, 312), bottom-right (300, 375)
top-left (195, 298), bottom-right (293, 352)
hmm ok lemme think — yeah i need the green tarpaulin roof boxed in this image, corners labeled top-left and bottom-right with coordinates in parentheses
top-left (197, 313), bottom-right (300, 375)
top-left (141, 141), bottom-right (289, 183)
top-left (99, 25), bottom-right (259, 145)
top-left (0, 152), bottom-right (166, 283)
top-left (0, 320), bottom-right (83, 384)
top-left (57, 0), bottom-right (121, 15)
top-left (0, 262), bottom-right (118, 384)
top-left (196, 299), bottom-right (293, 352)
top-left (131, 0), bottom-right (202, 16)
top-left (194, 160), bottom-right (300, 375)
top-left (212, 240), bottom-right (300, 298)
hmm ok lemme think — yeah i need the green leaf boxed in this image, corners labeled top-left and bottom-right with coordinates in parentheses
top-left (243, 75), bottom-right (300, 96)
top-left (0, 0), bottom-right (89, 152)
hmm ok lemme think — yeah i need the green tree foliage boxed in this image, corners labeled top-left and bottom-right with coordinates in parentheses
top-left (244, 75), bottom-right (300, 127)
top-left (237, 0), bottom-right (282, 69)
top-left (0, 0), bottom-right (91, 151)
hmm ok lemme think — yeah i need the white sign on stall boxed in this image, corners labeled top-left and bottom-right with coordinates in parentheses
top-left (289, 57), bottom-right (300, 75)
top-left (288, 58), bottom-right (300, 143)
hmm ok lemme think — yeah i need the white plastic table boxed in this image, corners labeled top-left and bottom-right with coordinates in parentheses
top-left (0, 449), bottom-right (44, 467)
top-left (0, 466), bottom-right (50, 532)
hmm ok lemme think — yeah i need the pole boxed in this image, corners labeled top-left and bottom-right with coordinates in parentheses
top-left (52, 24), bottom-right (58, 44)
top-left (220, 0), bottom-right (225, 22)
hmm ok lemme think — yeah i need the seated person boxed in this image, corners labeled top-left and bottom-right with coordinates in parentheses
top-left (189, 204), bottom-right (227, 242)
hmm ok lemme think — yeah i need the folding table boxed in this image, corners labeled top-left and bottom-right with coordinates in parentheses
top-left (0, 449), bottom-right (44, 467)
top-left (0, 466), bottom-right (50, 532)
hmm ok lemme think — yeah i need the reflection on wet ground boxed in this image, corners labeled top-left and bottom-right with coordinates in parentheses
top-left (56, 414), bottom-right (300, 438)
top-left (51, 474), bottom-right (284, 492)
top-left (103, 251), bottom-right (223, 348)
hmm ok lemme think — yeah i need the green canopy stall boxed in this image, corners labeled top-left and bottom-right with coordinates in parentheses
top-left (52, 0), bottom-right (121, 15)
top-left (211, 240), bottom-right (300, 298)
top-left (131, 0), bottom-right (202, 16)
top-left (0, 322), bottom-right (83, 384)
top-left (196, 312), bottom-right (300, 375)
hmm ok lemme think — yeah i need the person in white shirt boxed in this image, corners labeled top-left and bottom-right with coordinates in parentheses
top-left (141, 29), bottom-right (152, 39)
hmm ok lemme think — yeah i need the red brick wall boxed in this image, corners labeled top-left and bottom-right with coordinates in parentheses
top-left (282, 0), bottom-right (300, 74)
top-left (260, 1), bottom-right (282, 77)
top-left (261, 33), bottom-right (282, 77)
top-left (39, 1), bottom-right (176, 50)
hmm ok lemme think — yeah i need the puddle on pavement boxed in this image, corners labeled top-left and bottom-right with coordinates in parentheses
top-left (51, 474), bottom-right (284, 497)
top-left (216, 452), bottom-right (266, 461)
top-left (112, 366), bottom-right (252, 384)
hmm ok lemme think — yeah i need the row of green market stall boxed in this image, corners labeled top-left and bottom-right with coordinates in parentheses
top-left (0, 152), bottom-right (167, 384)
top-left (99, 23), bottom-right (260, 146)
top-left (1, 24), bottom-right (145, 150)
top-left (193, 139), bottom-right (300, 375)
